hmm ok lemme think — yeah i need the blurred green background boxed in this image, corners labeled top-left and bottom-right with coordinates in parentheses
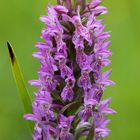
top-left (0, 0), bottom-right (140, 139)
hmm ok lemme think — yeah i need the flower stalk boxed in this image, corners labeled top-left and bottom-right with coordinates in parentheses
top-left (24, 0), bottom-right (116, 139)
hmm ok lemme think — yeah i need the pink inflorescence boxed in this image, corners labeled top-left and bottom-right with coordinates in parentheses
top-left (24, 0), bottom-right (116, 140)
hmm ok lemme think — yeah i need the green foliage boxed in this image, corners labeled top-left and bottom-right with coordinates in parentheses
top-left (6, 42), bottom-right (33, 132)
top-left (86, 119), bottom-right (94, 140)
top-left (75, 122), bottom-right (91, 139)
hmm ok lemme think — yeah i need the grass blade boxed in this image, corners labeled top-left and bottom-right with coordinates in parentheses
top-left (7, 41), bottom-right (33, 131)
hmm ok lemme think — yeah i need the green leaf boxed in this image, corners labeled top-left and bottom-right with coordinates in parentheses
top-left (75, 122), bottom-right (91, 140)
top-left (60, 101), bottom-right (81, 114)
top-left (6, 42), bottom-right (34, 131)
top-left (51, 90), bottom-right (65, 104)
top-left (86, 118), bottom-right (95, 140)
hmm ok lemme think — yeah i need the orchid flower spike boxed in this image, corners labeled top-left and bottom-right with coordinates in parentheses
top-left (24, 0), bottom-right (116, 140)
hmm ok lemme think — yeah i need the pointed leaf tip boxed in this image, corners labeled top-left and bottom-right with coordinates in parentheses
top-left (6, 42), bottom-right (33, 132)
top-left (7, 41), bottom-right (15, 64)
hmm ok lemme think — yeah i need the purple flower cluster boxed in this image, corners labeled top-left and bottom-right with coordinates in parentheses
top-left (24, 0), bottom-right (116, 139)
